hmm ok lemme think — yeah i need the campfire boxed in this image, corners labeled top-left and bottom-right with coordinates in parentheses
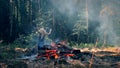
top-left (14, 40), bottom-right (120, 68)
top-left (36, 40), bottom-right (81, 60)
top-left (37, 50), bottom-right (59, 60)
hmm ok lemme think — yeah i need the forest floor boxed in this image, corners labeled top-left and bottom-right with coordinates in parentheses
top-left (0, 46), bottom-right (120, 68)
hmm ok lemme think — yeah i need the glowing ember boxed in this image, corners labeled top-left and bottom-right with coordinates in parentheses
top-left (65, 54), bottom-right (74, 57)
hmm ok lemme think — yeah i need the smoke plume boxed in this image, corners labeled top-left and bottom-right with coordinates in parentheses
top-left (50, 0), bottom-right (120, 45)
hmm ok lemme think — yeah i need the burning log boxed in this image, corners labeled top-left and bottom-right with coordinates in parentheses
top-left (37, 49), bottom-right (76, 60)
top-left (45, 50), bottom-right (59, 59)
top-left (37, 49), bottom-right (59, 60)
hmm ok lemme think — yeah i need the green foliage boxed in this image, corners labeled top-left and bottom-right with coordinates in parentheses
top-left (0, 47), bottom-right (16, 59)
top-left (13, 32), bottom-right (38, 48)
top-left (0, 52), bottom-right (8, 59)
top-left (71, 41), bottom-right (114, 48)
top-left (34, 10), bottom-right (53, 29)
top-left (0, 0), bottom-right (120, 46)
top-left (72, 43), bottom-right (94, 48)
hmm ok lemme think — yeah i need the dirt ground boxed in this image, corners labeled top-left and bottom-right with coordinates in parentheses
top-left (0, 47), bottom-right (120, 68)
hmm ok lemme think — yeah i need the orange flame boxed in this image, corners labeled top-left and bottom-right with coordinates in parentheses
top-left (65, 54), bottom-right (74, 57)
top-left (45, 50), bottom-right (59, 60)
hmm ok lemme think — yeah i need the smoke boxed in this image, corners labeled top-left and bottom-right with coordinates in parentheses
top-left (50, 0), bottom-right (79, 16)
top-left (98, 2), bottom-right (120, 45)
top-left (85, 0), bottom-right (120, 45)
top-left (49, 0), bottom-right (120, 45)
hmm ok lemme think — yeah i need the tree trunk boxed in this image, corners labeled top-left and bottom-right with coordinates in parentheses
top-left (9, 0), bottom-right (13, 43)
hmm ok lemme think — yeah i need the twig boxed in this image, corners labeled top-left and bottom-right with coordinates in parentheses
top-left (89, 38), bottom-right (98, 68)
top-left (89, 52), bottom-right (94, 68)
